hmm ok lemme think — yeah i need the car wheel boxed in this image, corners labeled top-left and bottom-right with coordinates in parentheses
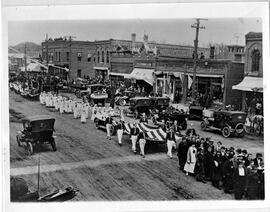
top-left (201, 120), bottom-right (207, 130)
top-left (51, 138), bottom-right (57, 151)
top-left (94, 119), bottom-right (100, 128)
top-left (222, 126), bottom-right (231, 138)
top-left (27, 142), bottom-right (33, 156)
top-left (16, 135), bottom-right (21, 147)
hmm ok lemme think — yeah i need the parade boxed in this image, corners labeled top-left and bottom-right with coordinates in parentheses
top-left (7, 15), bottom-right (265, 203)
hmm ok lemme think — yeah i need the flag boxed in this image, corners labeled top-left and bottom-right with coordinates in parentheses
top-left (188, 75), bottom-right (193, 89)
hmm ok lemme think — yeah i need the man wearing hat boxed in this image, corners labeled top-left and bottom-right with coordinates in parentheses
top-left (233, 160), bottom-right (247, 200)
top-left (116, 119), bottom-right (124, 146)
top-left (166, 127), bottom-right (176, 159)
top-left (130, 122), bottom-right (140, 153)
top-left (222, 151), bottom-right (235, 194)
top-left (139, 113), bottom-right (148, 124)
top-left (105, 114), bottom-right (113, 140)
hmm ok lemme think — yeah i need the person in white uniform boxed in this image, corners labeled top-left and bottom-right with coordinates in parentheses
top-left (116, 119), bottom-right (124, 146)
top-left (184, 143), bottom-right (197, 175)
top-left (73, 102), bottom-right (79, 119)
top-left (130, 122), bottom-right (140, 154)
top-left (166, 128), bottom-right (177, 159)
top-left (80, 104), bottom-right (87, 123)
top-left (59, 99), bottom-right (64, 114)
top-left (91, 104), bottom-right (97, 121)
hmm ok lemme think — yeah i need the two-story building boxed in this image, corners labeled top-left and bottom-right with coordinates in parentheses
top-left (42, 34), bottom-right (210, 81)
top-left (232, 32), bottom-right (263, 114)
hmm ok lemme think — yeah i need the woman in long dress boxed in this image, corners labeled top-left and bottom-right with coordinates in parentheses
top-left (184, 143), bottom-right (197, 175)
top-left (77, 102), bottom-right (82, 118)
top-left (84, 102), bottom-right (90, 119)
top-left (54, 96), bottom-right (59, 111)
top-left (73, 103), bottom-right (79, 119)
top-left (81, 105), bottom-right (87, 123)
top-left (59, 99), bottom-right (64, 114)
top-left (67, 100), bottom-right (73, 113)
top-left (64, 98), bottom-right (69, 113)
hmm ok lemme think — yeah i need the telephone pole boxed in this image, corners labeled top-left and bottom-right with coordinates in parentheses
top-left (191, 18), bottom-right (207, 99)
top-left (24, 43), bottom-right (27, 72)
top-left (46, 34), bottom-right (49, 67)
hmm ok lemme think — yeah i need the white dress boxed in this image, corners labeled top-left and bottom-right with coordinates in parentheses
top-left (184, 146), bottom-right (197, 174)
top-left (64, 100), bottom-right (69, 113)
top-left (81, 106), bottom-right (87, 123)
top-left (55, 98), bottom-right (59, 110)
top-left (74, 104), bottom-right (79, 119)
top-left (67, 100), bottom-right (73, 113)
top-left (59, 100), bottom-right (64, 114)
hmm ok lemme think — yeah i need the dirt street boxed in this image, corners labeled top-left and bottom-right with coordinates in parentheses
top-left (9, 92), bottom-right (263, 200)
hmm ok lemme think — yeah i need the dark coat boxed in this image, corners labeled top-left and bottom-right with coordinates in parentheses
top-left (212, 155), bottom-right (223, 181)
top-left (233, 166), bottom-right (247, 200)
top-left (222, 159), bottom-right (235, 193)
top-left (246, 170), bottom-right (262, 200)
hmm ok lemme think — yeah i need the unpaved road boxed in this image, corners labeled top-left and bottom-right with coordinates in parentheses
top-left (8, 91), bottom-right (263, 200)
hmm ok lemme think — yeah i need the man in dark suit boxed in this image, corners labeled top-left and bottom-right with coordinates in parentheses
top-left (253, 153), bottom-right (263, 168)
top-left (139, 113), bottom-right (148, 124)
top-left (105, 114), bottom-right (113, 140)
top-left (233, 160), bottom-right (247, 200)
top-left (130, 122), bottom-right (140, 154)
top-left (222, 151), bottom-right (235, 193)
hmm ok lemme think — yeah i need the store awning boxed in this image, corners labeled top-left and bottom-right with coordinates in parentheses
top-left (125, 68), bottom-right (154, 86)
top-left (109, 72), bottom-right (130, 78)
top-left (26, 62), bottom-right (48, 73)
top-left (49, 64), bottom-right (69, 72)
top-left (94, 66), bottom-right (109, 71)
top-left (232, 76), bottom-right (263, 93)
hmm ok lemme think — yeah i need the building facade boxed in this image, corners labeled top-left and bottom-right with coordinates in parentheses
top-left (232, 32), bottom-right (263, 114)
top-left (42, 34), bottom-right (210, 81)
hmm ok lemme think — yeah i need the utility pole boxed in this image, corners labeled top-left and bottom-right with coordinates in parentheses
top-left (191, 18), bottom-right (207, 100)
top-left (46, 34), bottom-right (49, 67)
top-left (24, 43), bottom-right (27, 72)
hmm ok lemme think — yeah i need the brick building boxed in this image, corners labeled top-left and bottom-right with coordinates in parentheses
top-left (232, 32), bottom-right (263, 114)
top-left (41, 34), bottom-right (209, 81)
top-left (154, 57), bottom-right (244, 108)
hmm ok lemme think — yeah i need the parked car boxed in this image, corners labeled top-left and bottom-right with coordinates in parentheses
top-left (124, 97), bottom-right (151, 119)
top-left (201, 109), bottom-right (247, 138)
top-left (115, 90), bottom-right (136, 106)
top-left (16, 115), bottom-right (57, 155)
top-left (88, 84), bottom-right (108, 106)
top-left (188, 105), bottom-right (204, 120)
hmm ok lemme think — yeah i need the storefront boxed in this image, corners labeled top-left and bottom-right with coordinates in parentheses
top-left (232, 76), bottom-right (263, 114)
top-left (94, 66), bottom-right (109, 80)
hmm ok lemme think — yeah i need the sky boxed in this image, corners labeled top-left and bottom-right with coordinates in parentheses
top-left (8, 18), bottom-right (262, 47)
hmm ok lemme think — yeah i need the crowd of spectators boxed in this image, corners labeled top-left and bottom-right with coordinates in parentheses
top-left (177, 131), bottom-right (264, 200)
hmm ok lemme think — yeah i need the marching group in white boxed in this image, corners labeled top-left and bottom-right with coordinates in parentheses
top-left (39, 91), bottom-right (91, 123)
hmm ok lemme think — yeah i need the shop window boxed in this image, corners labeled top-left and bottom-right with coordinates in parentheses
top-left (251, 49), bottom-right (260, 72)
top-left (77, 52), bottom-right (82, 62)
top-left (77, 69), bottom-right (81, 78)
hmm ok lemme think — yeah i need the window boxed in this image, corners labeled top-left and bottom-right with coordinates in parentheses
top-left (97, 51), bottom-right (100, 63)
top-left (106, 51), bottom-right (109, 63)
top-left (101, 51), bottom-right (105, 63)
top-left (77, 52), bottom-right (82, 62)
top-left (251, 49), bottom-right (260, 72)
top-left (77, 69), bottom-right (82, 78)
top-left (66, 52), bottom-right (70, 61)
top-left (87, 53), bottom-right (91, 62)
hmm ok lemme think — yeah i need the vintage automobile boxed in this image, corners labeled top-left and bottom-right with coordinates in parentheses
top-left (149, 97), bottom-right (170, 113)
top-left (200, 109), bottom-right (247, 138)
top-left (115, 90), bottom-right (136, 106)
top-left (16, 115), bottom-right (57, 155)
top-left (71, 78), bottom-right (88, 91)
top-left (124, 97), bottom-right (151, 119)
top-left (93, 109), bottom-right (120, 135)
top-left (153, 106), bottom-right (188, 130)
top-left (88, 84), bottom-right (108, 106)
top-left (188, 105), bottom-right (204, 120)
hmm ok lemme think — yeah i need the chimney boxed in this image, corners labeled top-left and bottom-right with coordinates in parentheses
top-left (131, 33), bottom-right (136, 49)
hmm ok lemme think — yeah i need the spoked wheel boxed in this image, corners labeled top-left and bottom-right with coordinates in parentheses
top-left (50, 138), bottom-right (57, 151)
top-left (201, 120), bottom-right (207, 130)
top-left (222, 126), bottom-right (231, 138)
top-left (27, 142), bottom-right (33, 156)
top-left (16, 135), bottom-right (22, 147)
